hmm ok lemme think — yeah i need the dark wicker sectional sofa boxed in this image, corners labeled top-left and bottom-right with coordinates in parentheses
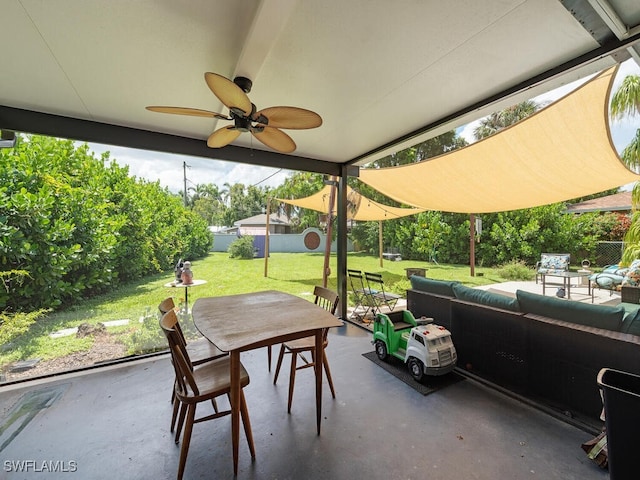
top-left (406, 276), bottom-right (640, 427)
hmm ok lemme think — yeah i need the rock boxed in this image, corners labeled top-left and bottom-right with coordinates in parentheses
top-left (76, 322), bottom-right (107, 338)
top-left (9, 358), bottom-right (42, 372)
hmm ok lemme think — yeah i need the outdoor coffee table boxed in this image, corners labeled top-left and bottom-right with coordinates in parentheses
top-left (541, 271), bottom-right (591, 299)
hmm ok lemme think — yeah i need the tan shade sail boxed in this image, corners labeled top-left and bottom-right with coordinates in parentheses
top-left (277, 185), bottom-right (424, 220)
top-left (358, 66), bottom-right (640, 214)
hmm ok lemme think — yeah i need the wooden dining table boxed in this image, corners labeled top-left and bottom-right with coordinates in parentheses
top-left (192, 290), bottom-right (343, 475)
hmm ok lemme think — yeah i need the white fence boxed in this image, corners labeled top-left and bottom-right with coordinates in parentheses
top-left (212, 227), bottom-right (353, 255)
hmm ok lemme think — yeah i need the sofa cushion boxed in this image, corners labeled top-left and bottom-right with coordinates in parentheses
top-left (589, 272), bottom-right (625, 290)
top-left (537, 253), bottom-right (569, 274)
top-left (620, 302), bottom-right (640, 337)
top-left (410, 276), bottom-right (459, 297)
top-left (602, 264), bottom-right (628, 276)
top-left (452, 284), bottom-right (520, 312)
top-left (515, 290), bottom-right (624, 332)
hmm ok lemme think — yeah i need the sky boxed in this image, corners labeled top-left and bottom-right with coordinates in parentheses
top-left (457, 59), bottom-right (640, 151)
top-left (88, 60), bottom-right (640, 194)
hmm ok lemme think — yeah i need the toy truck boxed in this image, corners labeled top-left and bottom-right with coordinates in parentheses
top-left (372, 310), bottom-right (457, 382)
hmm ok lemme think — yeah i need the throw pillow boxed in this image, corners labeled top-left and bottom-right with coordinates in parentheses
top-left (622, 266), bottom-right (640, 287)
top-left (539, 254), bottom-right (569, 271)
top-left (590, 272), bottom-right (625, 290)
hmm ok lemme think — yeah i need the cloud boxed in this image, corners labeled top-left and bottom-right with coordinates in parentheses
top-left (87, 143), bottom-right (292, 193)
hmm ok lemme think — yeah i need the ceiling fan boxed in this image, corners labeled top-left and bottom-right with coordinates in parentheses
top-left (146, 73), bottom-right (322, 153)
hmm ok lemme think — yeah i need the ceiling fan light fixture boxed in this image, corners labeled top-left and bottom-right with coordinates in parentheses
top-left (233, 76), bottom-right (253, 93)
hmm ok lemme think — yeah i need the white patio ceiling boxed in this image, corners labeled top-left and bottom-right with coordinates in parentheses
top-left (1, 0), bottom-right (640, 176)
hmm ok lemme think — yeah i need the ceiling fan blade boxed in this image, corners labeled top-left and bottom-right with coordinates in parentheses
top-left (252, 127), bottom-right (296, 153)
top-left (207, 126), bottom-right (241, 148)
top-left (204, 72), bottom-right (252, 116)
top-left (146, 106), bottom-right (230, 120)
top-left (254, 106), bottom-right (322, 129)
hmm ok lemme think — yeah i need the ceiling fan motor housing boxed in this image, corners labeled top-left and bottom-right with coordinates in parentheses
top-left (233, 76), bottom-right (253, 93)
top-left (231, 113), bottom-right (251, 132)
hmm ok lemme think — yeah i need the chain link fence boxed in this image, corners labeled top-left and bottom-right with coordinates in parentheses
top-left (595, 241), bottom-right (625, 267)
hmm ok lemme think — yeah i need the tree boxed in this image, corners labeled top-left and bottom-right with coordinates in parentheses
top-left (272, 172), bottom-right (326, 232)
top-left (220, 183), bottom-right (270, 226)
top-left (1, 135), bottom-right (212, 311)
top-left (371, 130), bottom-right (468, 168)
top-left (353, 130), bottom-right (469, 255)
top-left (610, 74), bottom-right (640, 264)
top-left (473, 100), bottom-right (540, 140)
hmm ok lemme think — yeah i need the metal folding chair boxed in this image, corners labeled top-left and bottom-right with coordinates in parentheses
top-left (347, 269), bottom-right (376, 323)
top-left (364, 271), bottom-right (402, 314)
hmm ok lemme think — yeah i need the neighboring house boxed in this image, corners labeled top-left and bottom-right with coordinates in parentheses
top-left (229, 213), bottom-right (292, 235)
top-left (565, 191), bottom-right (632, 214)
top-left (211, 214), bottom-right (353, 254)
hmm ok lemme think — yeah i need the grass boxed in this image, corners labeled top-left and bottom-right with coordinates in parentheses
top-left (0, 252), bottom-right (526, 372)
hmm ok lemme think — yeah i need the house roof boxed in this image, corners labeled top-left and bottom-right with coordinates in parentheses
top-left (565, 190), bottom-right (633, 213)
top-left (234, 213), bottom-right (290, 227)
top-left (1, 1), bottom-right (640, 175)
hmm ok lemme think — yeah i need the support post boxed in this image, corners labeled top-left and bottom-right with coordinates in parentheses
top-left (337, 170), bottom-right (349, 320)
top-left (322, 178), bottom-right (337, 287)
top-left (264, 200), bottom-right (270, 277)
top-left (470, 213), bottom-right (475, 277)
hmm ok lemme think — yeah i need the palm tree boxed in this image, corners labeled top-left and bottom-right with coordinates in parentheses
top-left (610, 74), bottom-right (640, 263)
top-left (473, 100), bottom-right (540, 140)
top-left (611, 74), bottom-right (640, 171)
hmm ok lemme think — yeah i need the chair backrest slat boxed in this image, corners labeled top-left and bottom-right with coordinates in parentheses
top-left (347, 269), bottom-right (367, 292)
top-left (160, 310), bottom-right (200, 396)
top-left (158, 297), bottom-right (175, 315)
top-left (313, 285), bottom-right (339, 314)
top-left (312, 285), bottom-right (340, 342)
top-left (158, 297), bottom-right (188, 346)
top-left (365, 272), bottom-right (386, 294)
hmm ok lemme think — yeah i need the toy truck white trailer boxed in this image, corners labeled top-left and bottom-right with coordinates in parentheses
top-left (372, 310), bottom-right (457, 382)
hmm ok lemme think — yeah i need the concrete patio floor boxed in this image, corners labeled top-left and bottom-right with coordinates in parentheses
top-left (0, 320), bottom-right (607, 479)
top-left (475, 279), bottom-right (620, 306)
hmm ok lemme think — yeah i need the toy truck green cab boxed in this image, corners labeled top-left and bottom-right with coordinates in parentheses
top-left (372, 310), bottom-right (457, 382)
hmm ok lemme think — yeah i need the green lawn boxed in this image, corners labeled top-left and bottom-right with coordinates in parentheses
top-left (1, 252), bottom-right (522, 370)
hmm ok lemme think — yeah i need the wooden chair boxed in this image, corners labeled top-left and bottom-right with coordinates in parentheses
top-left (364, 271), bottom-right (401, 315)
top-left (159, 298), bottom-right (227, 434)
top-left (347, 269), bottom-right (376, 323)
top-left (158, 297), bottom-right (227, 366)
top-left (160, 310), bottom-right (255, 480)
top-left (273, 286), bottom-right (340, 413)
